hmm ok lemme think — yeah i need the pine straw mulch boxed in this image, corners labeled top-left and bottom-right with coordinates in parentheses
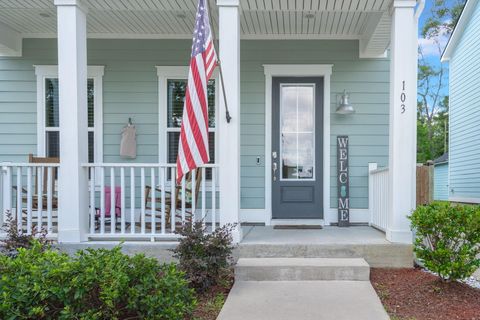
top-left (371, 267), bottom-right (480, 320)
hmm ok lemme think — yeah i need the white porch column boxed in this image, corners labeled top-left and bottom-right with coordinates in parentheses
top-left (54, 0), bottom-right (89, 243)
top-left (217, 0), bottom-right (242, 243)
top-left (387, 0), bottom-right (418, 243)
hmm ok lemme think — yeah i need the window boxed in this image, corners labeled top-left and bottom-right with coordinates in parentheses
top-left (35, 66), bottom-right (104, 162)
top-left (157, 67), bottom-right (218, 179)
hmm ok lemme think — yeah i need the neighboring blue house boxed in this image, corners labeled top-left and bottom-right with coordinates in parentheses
top-left (442, 0), bottom-right (480, 204)
top-left (0, 0), bottom-right (423, 248)
top-left (433, 153), bottom-right (448, 201)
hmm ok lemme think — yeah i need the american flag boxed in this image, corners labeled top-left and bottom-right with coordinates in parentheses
top-left (176, 0), bottom-right (217, 183)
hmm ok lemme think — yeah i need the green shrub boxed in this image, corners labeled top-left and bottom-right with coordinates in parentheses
top-left (410, 201), bottom-right (480, 281)
top-left (173, 222), bottom-right (236, 293)
top-left (0, 242), bottom-right (196, 319)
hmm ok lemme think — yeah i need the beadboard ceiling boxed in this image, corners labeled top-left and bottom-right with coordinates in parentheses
top-left (0, 0), bottom-right (393, 57)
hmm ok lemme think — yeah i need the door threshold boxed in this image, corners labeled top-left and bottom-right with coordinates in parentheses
top-left (273, 225), bottom-right (323, 230)
top-left (270, 219), bottom-right (324, 226)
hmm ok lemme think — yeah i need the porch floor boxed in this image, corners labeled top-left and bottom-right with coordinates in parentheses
top-left (241, 226), bottom-right (390, 245)
top-left (238, 226), bottom-right (413, 268)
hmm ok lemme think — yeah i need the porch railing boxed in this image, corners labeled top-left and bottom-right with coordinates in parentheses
top-left (1, 162), bottom-right (219, 241)
top-left (1, 162), bottom-right (59, 238)
top-left (369, 164), bottom-right (389, 232)
top-left (82, 163), bottom-right (219, 240)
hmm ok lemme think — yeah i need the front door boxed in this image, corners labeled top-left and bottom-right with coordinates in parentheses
top-left (272, 77), bottom-right (323, 219)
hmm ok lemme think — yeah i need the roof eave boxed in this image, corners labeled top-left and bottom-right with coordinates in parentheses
top-left (441, 0), bottom-right (476, 62)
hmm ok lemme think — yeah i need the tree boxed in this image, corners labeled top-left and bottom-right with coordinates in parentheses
top-left (417, 0), bottom-right (465, 162)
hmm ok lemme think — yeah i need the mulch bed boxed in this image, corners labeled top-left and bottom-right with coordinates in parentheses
top-left (189, 273), bottom-right (234, 320)
top-left (371, 267), bottom-right (480, 320)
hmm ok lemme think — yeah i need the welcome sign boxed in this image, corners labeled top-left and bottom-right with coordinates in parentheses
top-left (337, 136), bottom-right (349, 227)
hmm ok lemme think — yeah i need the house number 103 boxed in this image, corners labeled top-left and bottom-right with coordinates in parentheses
top-left (400, 81), bottom-right (406, 114)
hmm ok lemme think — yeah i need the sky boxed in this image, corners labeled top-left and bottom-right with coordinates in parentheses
top-left (417, 0), bottom-right (454, 100)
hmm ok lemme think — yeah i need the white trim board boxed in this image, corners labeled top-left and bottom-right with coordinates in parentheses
top-left (155, 66), bottom-right (220, 186)
top-left (34, 65), bottom-right (104, 162)
top-left (448, 197), bottom-right (480, 204)
top-left (263, 64), bottom-right (333, 226)
top-left (441, 0), bottom-right (478, 61)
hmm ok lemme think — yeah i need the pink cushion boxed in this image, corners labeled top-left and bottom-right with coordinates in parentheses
top-left (103, 186), bottom-right (121, 217)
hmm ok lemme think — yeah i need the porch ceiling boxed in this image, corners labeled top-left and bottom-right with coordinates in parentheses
top-left (0, 0), bottom-right (393, 57)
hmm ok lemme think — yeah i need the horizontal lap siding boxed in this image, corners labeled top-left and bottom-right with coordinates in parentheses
top-left (0, 39), bottom-right (191, 165)
top-left (449, 1), bottom-right (480, 201)
top-left (0, 39), bottom-right (389, 211)
top-left (0, 51), bottom-right (52, 161)
top-left (241, 40), bottom-right (389, 209)
top-left (434, 163), bottom-right (449, 201)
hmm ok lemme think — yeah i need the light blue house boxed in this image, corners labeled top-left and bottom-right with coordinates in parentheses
top-left (0, 0), bottom-right (423, 254)
top-left (433, 153), bottom-right (448, 201)
top-left (442, 0), bottom-right (480, 204)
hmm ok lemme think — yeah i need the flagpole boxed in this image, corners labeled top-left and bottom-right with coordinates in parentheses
top-left (207, 0), bottom-right (232, 123)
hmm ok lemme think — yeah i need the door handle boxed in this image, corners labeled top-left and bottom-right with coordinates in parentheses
top-left (273, 162), bottom-right (278, 181)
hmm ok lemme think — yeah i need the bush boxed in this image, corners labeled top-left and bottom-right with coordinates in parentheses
top-left (173, 222), bottom-right (236, 293)
top-left (0, 211), bottom-right (51, 257)
top-left (0, 242), bottom-right (196, 319)
top-left (410, 202), bottom-right (480, 281)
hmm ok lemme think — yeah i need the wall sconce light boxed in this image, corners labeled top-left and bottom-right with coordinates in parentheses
top-left (336, 90), bottom-right (355, 114)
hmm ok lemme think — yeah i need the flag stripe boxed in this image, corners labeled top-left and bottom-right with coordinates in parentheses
top-left (176, 0), bottom-right (217, 183)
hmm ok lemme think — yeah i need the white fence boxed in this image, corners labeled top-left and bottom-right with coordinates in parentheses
top-left (82, 163), bottom-right (219, 240)
top-left (1, 162), bottom-right (219, 241)
top-left (1, 163), bottom-right (59, 237)
top-left (369, 164), bottom-right (389, 232)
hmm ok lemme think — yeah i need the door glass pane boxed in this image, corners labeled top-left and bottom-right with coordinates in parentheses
top-left (167, 79), bottom-right (216, 128)
top-left (45, 78), bottom-right (59, 127)
top-left (280, 84), bottom-right (315, 180)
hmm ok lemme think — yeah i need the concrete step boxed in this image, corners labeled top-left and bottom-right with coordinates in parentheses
top-left (235, 258), bottom-right (370, 281)
top-left (237, 243), bottom-right (413, 268)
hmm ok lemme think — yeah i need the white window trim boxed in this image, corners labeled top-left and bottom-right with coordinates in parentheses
top-left (156, 66), bottom-right (219, 182)
top-left (34, 65), bottom-right (104, 163)
top-left (264, 64), bottom-right (333, 226)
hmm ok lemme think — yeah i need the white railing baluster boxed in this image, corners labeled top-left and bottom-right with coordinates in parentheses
top-left (36, 166), bottom-right (43, 233)
top-left (100, 167), bottom-right (105, 234)
top-left (110, 167), bottom-right (115, 234)
top-left (26, 167), bottom-right (32, 234)
top-left (67, 163), bottom-right (220, 240)
top-left (150, 167), bottom-right (156, 235)
top-left (16, 167), bottom-right (22, 232)
top-left (181, 176), bottom-right (186, 225)
top-left (2, 166), bottom-right (12, 223)
top-left (89, 167), bottom-right (95, 234)
top-left (160, 167), bottom-right (166, 234)
top-left (140, 167), bottom-right (146, 234)
top-left (120, 167), bottom-right (125, 234)
top-left (191, 169), bottom-right (196, 226)
top-left (0, 167), bottom-right (3, 225)
top-left (201, 167), bottom-right (206, 230)
top-left (212, 167), bottom-right (216, 231)
top-left (47, 167), bottom-right (53, 234)
top-left (130, 167), bottom-right (135, 234)
top-left (369, 167), bottom-right (389, 232)
top-left (170, 167), bottom-right (176, 232)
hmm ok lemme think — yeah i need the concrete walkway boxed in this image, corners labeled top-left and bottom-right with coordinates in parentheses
top-left (217, 280), bottom-right (390, 320)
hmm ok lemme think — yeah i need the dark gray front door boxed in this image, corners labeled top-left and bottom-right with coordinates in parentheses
top-left (272, 77), bottom-right (323, 219)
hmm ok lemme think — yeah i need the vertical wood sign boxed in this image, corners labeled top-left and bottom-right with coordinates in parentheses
top-left (337, 136), bottom-right (349, 227)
